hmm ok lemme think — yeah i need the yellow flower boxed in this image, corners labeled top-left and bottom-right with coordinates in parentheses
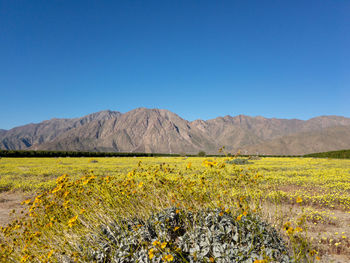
top-left (148, 248), bottom-right (155, 259)
top-left (161, 242), bottom-right (167, 249)
top-left (63, 200), bottom-right (70, 209)
top-left (283, 221), bottom-right (291, 230)
top-left (68, 215), bottom-right (78, 228)
top-left (20, 255), bottom-right (30, 262)
top-left (47, 249), bottom-right (54, 259)
top-left (79, 209), bottom-right (86, 214)
top-left (82, 179), bottom-right (90, 185)
top-left (202, 160), bottom-right (217, 167)
top-left (163, 254), bottom-right (174, 262)
top-left (187, 162), bottom-right (192, 169)
top-left (152, 240), bottom-right (160, 246)
top-left (56, 174), bottom-right (68, 184)
top-left (236, 214), bottom-right (242, 221)
top-left (243, 211), bottom-right (248, 216)
top-left (295, 227), bottom-right (303, 232)
top-left (309, 250), bottom-right (317, 256)
top-left (52, 185), bottom-right (63, 193)
top-left (174, 226), bottom-right (180, 231)
top-left (209, 257), bottom-right (215, 262)
top-left (296, 196), bottom-right (303, 203)
top-left (21, 199), bottom-right (32, 205)
top-left (287, 227), bottom-right (294, 235)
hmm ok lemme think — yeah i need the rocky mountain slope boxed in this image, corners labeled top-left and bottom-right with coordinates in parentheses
top-left (0, 110), bottom-right (120, 150)
top-left (29, 108), bottom-right (217, 154)
top-left (0, 129), bottom-right (7, 136)
top-left (1, 108), bottom-right (350, 155)
top-left (244, 125), bottom-right (350, 155)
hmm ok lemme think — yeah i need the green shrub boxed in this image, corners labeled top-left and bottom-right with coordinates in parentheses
top-left (198, 151), bottom-right (206, 157)
top-left (226, 158), bottom-right (251, 165)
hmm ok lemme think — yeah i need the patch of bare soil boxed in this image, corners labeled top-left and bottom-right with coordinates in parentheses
top-left (0, 191), bottom-right (32, 227)
top-left (262, 202), bottom-right (350, 263)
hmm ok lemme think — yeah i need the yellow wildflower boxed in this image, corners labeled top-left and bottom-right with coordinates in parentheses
top-left (163, 254), bottom-right (174, 262)
top-left (79, 209), bottom-right (86, 214)
top-left (283, 221), bottom-right (291, 230)
top-left (148, 248), bottom-right (155, 259)
top-left (309, 250), bottom-right (317, 256)
top-left (287, 227), bottom-right (294, 235)
top-left (295, 227), bottom-right (303, 232)
top-left (56, 174), bottom-right (68, 184)
top-left (152, 240), bottom-right (160, 246)
top-left (20, 255), bottom-right (30, 262)
top-left (21, 199), bottom-right (32, 205)
top-left (47, 249), bottom-right (54, 259)
top-left (68, 215), bottom-right (78, 228)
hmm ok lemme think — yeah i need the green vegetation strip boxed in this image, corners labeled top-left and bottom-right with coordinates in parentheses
top-left (304, 149), bottom-right (350, 159)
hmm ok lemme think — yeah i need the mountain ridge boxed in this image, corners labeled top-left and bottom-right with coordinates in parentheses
top-left (1, 108), bottom-right (350, 155)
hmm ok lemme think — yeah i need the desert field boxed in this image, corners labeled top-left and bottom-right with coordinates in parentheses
top-left (0, 156), bottom-right (349, 262)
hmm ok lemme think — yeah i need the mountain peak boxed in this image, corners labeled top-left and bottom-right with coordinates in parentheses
top-left (1, 109), bottom-right (350, 154)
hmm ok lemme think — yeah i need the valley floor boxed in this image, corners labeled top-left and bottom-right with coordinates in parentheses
top-left (0, 156), bottom-right (349, 262)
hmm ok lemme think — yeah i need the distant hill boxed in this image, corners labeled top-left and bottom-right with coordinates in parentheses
top-left (1, 108), bottom-right (350, 155)
top-left (244, 125), bottom-right (350, 155)
top-left (0, 110), bottom-right (121, 150)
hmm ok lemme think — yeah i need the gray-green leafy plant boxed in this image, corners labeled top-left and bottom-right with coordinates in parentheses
top-left (86, 208), bottom-right (292, 263)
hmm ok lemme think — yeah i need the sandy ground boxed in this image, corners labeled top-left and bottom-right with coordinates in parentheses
top-left (0, 191), bottom-right (31, 227)
top-left (262, 202), bottom-right (350, 263)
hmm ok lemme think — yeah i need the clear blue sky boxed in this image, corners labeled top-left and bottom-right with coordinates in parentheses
top-left (1, 0), bottom-right (349, 129)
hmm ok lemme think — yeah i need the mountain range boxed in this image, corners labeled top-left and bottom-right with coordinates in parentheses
top-left (1, 108), bottom-right (350, 155)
